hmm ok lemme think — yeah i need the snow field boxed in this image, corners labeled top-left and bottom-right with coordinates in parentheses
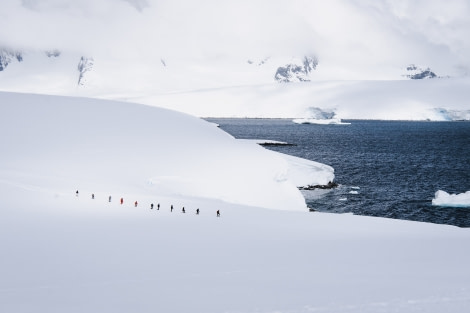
top-left (128, 78), bottom-right (470, 120)
top-left (0, 91), bottom-right (331, 212)
top-left (2, 180), bottom-right (470, 313)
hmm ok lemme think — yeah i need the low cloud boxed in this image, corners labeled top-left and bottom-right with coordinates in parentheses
top-left (1, 0), bottom-right (469, 77)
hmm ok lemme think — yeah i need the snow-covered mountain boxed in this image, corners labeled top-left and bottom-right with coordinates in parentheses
top-left (0, 48), bottom-right (453, 90)
top-left (404, 64), bottom-right (439, 79)
top-left (274, 56), bottom-right (318, 83)
top-left (0, 48), bottom-right (23, 71)
top-left (1, 47), bottom-right (469, 121)
top-left (1, 0), bottom-right (470, 120)
top-left (0, 47), bottom-right (94, 86)
top-left (0, 48), bottom-right (94, 94)
top-left (0, 48), bottom-right (323, 88)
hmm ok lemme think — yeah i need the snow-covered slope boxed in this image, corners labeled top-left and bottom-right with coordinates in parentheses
top-left (0, 48), bottom-right (23, 71)
top-left (0, 48), bottom-right (319, 93)
top-left (1, 48), bottom-right (468, 120)
top-left (1, 0), bottom-right (470, 121)
top-left (404, 64), bottom-right (439, 79)
top-left (129, 78), bottom-right (470, 120)
top-left (0, 49), bottom-right (86, 94)
top-left (0, 91), bottom-right (333, 211)
top-left (1, 92), bottom-right (469, 313)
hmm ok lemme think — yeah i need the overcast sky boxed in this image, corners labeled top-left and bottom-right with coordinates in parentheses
top-left (1, 0), bottom-right (469, 77)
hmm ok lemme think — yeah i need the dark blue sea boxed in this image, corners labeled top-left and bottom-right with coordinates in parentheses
top-left (206, 119), bottom-right (470, 228)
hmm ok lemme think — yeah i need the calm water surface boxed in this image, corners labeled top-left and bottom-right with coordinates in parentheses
top-left (207, 119), bottom-right (470, 227)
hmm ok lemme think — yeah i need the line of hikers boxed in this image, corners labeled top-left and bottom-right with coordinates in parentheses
top-left (76, 190), bottom-right (220, 217)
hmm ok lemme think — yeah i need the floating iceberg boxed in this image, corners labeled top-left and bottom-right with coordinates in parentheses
top-left (432, 190), bottom-right (470, 208)
top-left (292, 118), bottom-right (350, 125)
top-left (430, 108), bottom-right (470, 121)
top-left (293, 107), bottom-right (351, 125)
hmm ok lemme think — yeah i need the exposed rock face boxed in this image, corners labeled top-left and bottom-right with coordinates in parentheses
top-left (77, 56), bottom-right (94, 86)
top-left (405, 64), bottom-right (437, 79)
top-left (247, 57), bottom-right (270, 66)
top-left (0, 49), bottom-right (23, 71)
top-left (275, 56), bottom-right (318, 82)
top-left (45, 50), bottom-right (61, 58)
top-left (298, 181), bottom-right (338, 190)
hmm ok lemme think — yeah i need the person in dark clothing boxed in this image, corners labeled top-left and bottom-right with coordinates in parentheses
top-left (196, 208), bottom-right (200, 215)
top-left (182, 207), bottom-right (185, 213)
top-left (217, 210), bottom-right (220, 217)
top-left (76, 190), bottom-right (79, 197)
top-left (171, 205), bottom-right (173, 212)
top-left (157, 203), bottom-right (160, 210)
top-left (92, 193), bottom-right (95, 199)
top-left (109, 195), bottom-right (112, 202)
top-left (150, 203), bottom-right (154, 210)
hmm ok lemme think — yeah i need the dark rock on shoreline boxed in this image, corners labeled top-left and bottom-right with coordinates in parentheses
top-left (298, 181), bottom-right (338, 190)
top-left (259, 142), bottom-right (296, 147)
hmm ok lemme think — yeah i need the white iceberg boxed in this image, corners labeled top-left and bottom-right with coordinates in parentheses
top-left (292, 118), bottom-right (351, 125)
top-left (432, 190), bottom-right (470, 208)
top-left (292, 107), bottom-right (351, 125)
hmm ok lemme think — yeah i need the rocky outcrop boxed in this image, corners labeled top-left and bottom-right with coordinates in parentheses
top-left (298, 181), bottom-right (338, 190)
top-left (45, 49), bottom-right (61, 58)
top-left (275, 56), bottom-right (318, 82)
top-left (404, 64), bottom-right (437, 79)
top-left (77, 56), bottom-right (94, 86)
top-left (0, 49), bottom-right (23, 71)
top-left (247, 57), bottom-right (270, 66)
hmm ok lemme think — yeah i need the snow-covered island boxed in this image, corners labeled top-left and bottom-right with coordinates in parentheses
top-left (1, 92), bottom-right (469, 313)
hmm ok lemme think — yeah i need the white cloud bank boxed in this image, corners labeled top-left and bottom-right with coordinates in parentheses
top-left (1, 0), bottom-right (470, 78)
top-left (1, 1), bottom-right (470, 120)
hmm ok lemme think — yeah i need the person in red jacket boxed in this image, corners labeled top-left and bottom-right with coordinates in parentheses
top-left (134, 201), bottom-right (138, 207)
top-left (120, 198), bottom-right (124, 205)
